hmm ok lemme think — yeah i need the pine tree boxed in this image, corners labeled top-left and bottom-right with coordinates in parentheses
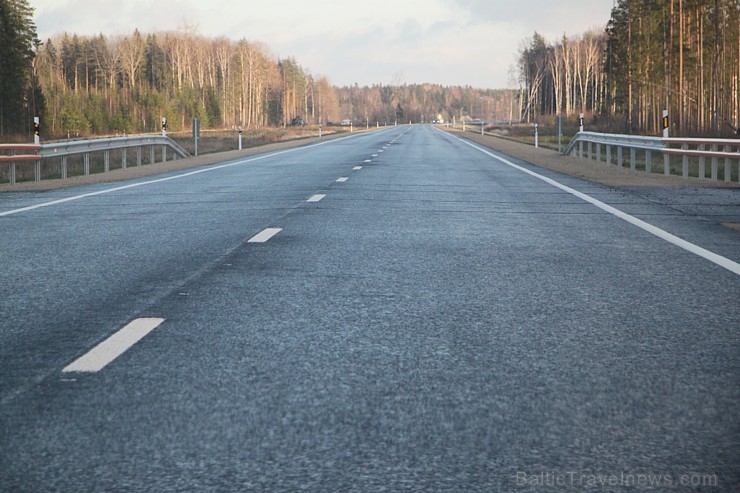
top-left (0, 0), bottom-right (43, 137)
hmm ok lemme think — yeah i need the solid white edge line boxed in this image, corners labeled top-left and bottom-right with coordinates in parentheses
top-left (307, 194), bottom-right (326, 202)
top-left (445, 130), bottom-right (740, 276)
top-left (63, 318), bottom-right (165, 373)
top-left (0, 130), bottom-right (383, 218)
top-left (248, 227), bottom-right (282, 243)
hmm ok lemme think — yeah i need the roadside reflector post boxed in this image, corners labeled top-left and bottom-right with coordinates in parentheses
top-left (535, 124), bottom-right (539, 148)
top-left (662, 110), bottom-right (669, 138)
top-left (161, 116), bottom-right (167, 137)
top-left (557, 115), bottom-right (562, 153)
top-left (579, 113), bottom-right (584, 133)
top-left (238, 126), bottom-right (243, 150)
top-left (663, 110), bottom-right (670, 174)
top-left (33, 116), bottom-right (40, 145)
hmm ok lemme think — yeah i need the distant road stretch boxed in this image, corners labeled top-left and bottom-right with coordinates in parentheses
top-left (1, 125), bottom-right (738, 492)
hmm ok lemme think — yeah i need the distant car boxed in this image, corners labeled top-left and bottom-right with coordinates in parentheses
top-left (341, 119), bottom-right (352, 126)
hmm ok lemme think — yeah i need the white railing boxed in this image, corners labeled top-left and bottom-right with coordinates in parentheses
top-left (564, 132), bottom-right (740, 182)
top-left (2, 135), bottom-right (190, 185)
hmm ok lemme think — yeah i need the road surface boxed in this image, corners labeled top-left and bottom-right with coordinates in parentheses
top-left (1, 125), bottom-right (738, 492)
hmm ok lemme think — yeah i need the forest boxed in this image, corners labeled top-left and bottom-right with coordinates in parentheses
top-left (1, 0), bottom-right (738, 140)
top-left (24, 28), bottom-right (516, 138)
top-left (518, 0), bottom-right (739, 136)
top-left (1, 0), bottom-right (515, 140)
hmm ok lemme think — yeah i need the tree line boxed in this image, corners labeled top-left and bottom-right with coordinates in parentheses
top-left (6, 0), bottom-right (735, 140)
top-left (1, 0), bottom-right (517, 140)
top-left (35, 30), bottom-right (342, 136)
top-left (518, 0), bottom-right (739, 136)
top-left (32, 27), bottom-right (516, 138)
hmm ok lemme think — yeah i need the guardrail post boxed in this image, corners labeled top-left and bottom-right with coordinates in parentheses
top-left (698, 145), bottom-right (705, 180)
top-left (84, 153), bottom-right (90, 175)
top-left (104, 150), bottom-right (110, 173)
top-left (646, 150), bottom-right (652, 174)
top-left (137, 146), bottom-right (142, 166)
top-left (150, 146), bottom-right (155, 165)
top-left (682, 144), bottom-right (689, 179)
top-left (588, 141), bottom-right (593, 160)
top-left (617, 146), bottom-right (623, 168)
top-left (711, 145), bottom-right (718, 180)
top-left (61, 156), bottom-right (67, 179)
top-left (724, 145), bottom-right (731, 183)
top-left (664, 151), bottom-right (670, 176)
top-left (162, 145), bottom-right (167, 163)
top-left (630, 148), bottom-right (636, 171)
top-left (606, 145), bottom-right (612, 166)
top-left (10, 162), bottom-right (16, 185)
top-left (596, 143), bottom-right (601, 163)
top-left (35, 160), bottom-right (41, 182)
top-left (122, 148), bottom-right (127, 170)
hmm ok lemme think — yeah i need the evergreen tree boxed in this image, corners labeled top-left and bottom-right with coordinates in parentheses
top-left (0, 0), bottom-right (42, 137)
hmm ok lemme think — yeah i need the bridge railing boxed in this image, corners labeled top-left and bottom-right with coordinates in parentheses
top-left (1, 135), bottom-right (190, 185)
top-left (564, 132), bottom-right (740, 182)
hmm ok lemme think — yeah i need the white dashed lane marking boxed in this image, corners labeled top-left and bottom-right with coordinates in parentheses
top-left (353, 166), bottom-right (362, 170)
top-left (307, 194), bottom-right (326, 202)
top-left (248, 228), bottom-right (283, 243)
top-left (63, 318), bottom-right (166, 373)
top-left (336, 177), bottom-right (349, 183)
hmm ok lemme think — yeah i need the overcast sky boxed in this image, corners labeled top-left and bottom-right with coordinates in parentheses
top-left (31, 0), bottom-right (616, 88)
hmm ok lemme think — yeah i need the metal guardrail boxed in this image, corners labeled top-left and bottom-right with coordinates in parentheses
top-left (41, 135), bottom-right (189, 159)
top-left (0, 144), bottom-right (42, 186)
top-left (564, 132), bottom-right (740, 182)
top-left (1, 135), bottom-right (190, 185)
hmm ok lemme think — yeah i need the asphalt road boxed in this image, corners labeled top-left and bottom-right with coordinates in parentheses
top-left (1, 125), bottom-right (738, 492)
